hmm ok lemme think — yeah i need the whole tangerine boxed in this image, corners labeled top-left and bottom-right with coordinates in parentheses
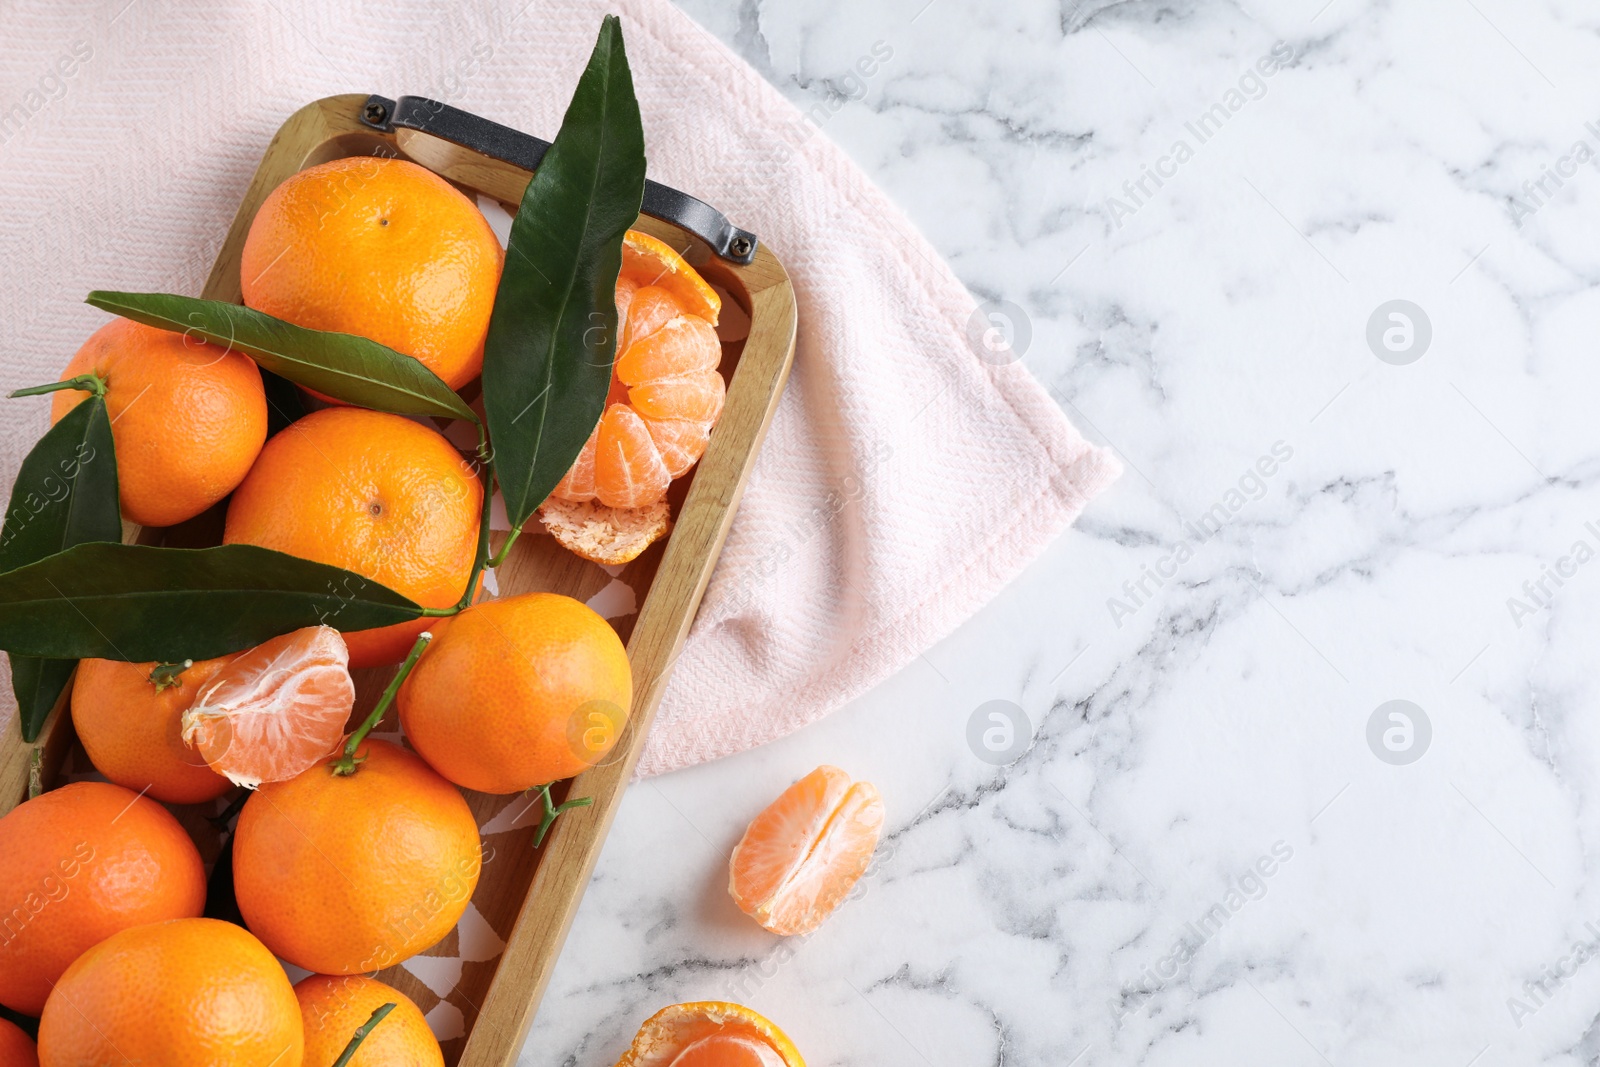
top-left (295, 973), bottom-right (443, 1067)
top-left (71, 655), bottom-right (234, 805)
top-left (0, 1018), bottom-right (37, 1067)
top-left (222, 407), bottom-right (481, 668)
top-left (0, 781), bottom-right (206, 1016)
top-left (240, 155), bottom-right (504, 391)
top-left (231, 739), bottom-right (482, 975)
top-left (398, 592), bottom-right (632, 794)
top-left (50, 317), bottom-right (267, 527)
top-left (36, 918), bottom-right (302, 1066)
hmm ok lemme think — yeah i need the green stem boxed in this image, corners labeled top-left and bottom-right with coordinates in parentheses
top-left (10, 373), bottom-right (107, 399)
top-left (455, 452), bottom-right (498, 610)
top-left (417, 607), bottom-right (459, 618)
top-left (532, 785), bottom-right (593, 848)
top-left (488, 524), bottom-right (523, 570)
top-left (332, 633), bottom-right (431, 776)
top-left (27, 748), bottom-right (42, 800)
top-left (331, 1003), bottom-right (396, 1067)
top-left (148, 659), bottom-right (194, 692)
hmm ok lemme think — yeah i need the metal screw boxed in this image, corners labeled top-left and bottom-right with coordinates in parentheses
top-left (730, 236), bottom-right (754, 258)
top-left (362, 101), bottom-right (389, 126)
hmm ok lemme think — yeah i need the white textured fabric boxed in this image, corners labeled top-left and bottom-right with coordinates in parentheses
top-left (0, 0), bottom-right (1119, 776)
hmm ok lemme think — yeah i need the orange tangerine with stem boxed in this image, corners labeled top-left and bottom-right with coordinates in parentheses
top-left (296, 974), bottom-right (442, 1067)
top-left (553, 231), bottom-right (726, 510)
top-left (30, 317), bottom-right (269, 528)
top-left (180, 624), bottom-right (355, 789)
top-left (613, 1002), bottom-right (806, 1067)
top-left (728, 766), bottom-right (884, 937)
top-left (71, 655), bottom-right (234, 804)
top-left (231, 728), bottom-right (481, 975)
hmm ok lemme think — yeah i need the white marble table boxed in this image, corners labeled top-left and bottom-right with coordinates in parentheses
top-left (529, 2), bottom-right (1600, 1065)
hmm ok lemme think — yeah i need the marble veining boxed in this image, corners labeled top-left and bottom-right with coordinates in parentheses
top-left (527, 1), bottom-right (1600, 1065)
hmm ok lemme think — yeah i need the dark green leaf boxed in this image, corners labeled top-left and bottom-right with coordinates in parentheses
top-left (0, 542), bottom-right (423, 662)
top-left (84, 292), bottom-right (479, 424)
top-left (0, 395), bottom-right (121, 739)
top-left (482, 15), bottom-right (647, 528)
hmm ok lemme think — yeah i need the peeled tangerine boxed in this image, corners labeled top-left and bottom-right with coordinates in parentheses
top-left (181, 625), bottom-right (355, 788)
top-left (540, 231), bottom-right (726, 565)
top-left (614, 1002), bottom-right (805, 1067)
top-left (728, 766), bottom-right (885, 937)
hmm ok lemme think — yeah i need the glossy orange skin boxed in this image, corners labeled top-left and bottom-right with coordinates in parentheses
top-left (232, 740), bottom-right (482, 975)
top-left (240, 156), bottom-right (504, 391)
top-left (37, 918), bottom-right (302, 1066)
top-left (223, 407), bottom-right (482, 668)
top-left (72, 656), bottom-right (234, 804)
top-left (0, 1019), bottom-right (37, 1067)
top-left (51, 317), bottom-right (267, 527)
top-left (398, 592), bottom-right (633, 794)
top-left (295, 974), bottom-right (443, 1067)
top-left (0, 781), bottom-right (206, 1015)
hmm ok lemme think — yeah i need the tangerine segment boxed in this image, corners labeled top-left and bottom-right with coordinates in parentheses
top-left (51, 317), bottom-right (267, 528)
top-left (554, 234), bottom-right (727, 511)
top-left (296, 974), bottom-right (443, 1067)
top-left (621, 231), bottom-right (722, 326)
top-left (241, 155), bottom-right (504, 391)
top-left (614, 1003), bottom-right (804, 1067)
top-left (36, 918), bottom-right (302, 1067)
top-left (729, 767), bottom-right (885, 937)
top-left (595, 405), bottom-right (671, 510)
top-left (223, 407), bottom-right (482, 668)
top-left (72, 656), bottom-right (234, 805)
top-left (181, 625), bottom-right (355, 789)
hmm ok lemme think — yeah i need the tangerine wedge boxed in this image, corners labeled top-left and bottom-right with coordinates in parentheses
top-left (553, 230), bottom-right (726, 512)
top-left (729, 766), bottom-right (885, 937)
top-left (613, 1002), bottom-right (805, 1067)
top-left (181, 625), bottom-right (355, 788)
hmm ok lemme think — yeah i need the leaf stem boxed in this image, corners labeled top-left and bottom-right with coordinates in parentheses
top-left (456, 452), bottom-right (498, 610)
top-left (532, 785), bottom-right (593, 848)
top-left (488, 524), bottom-right (523, 570)
top-left (331, 1003), bottom-right (396, 1067)
top-left (27, 748), bottom-right (42, 800)
top-left (331, 633), bottom-right (431, 776)
top-left (10, 374), bottom-right (107, 400)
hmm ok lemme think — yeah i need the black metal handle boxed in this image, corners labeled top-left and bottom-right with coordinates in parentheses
top-left (359, 94), bottom-right (758, 265)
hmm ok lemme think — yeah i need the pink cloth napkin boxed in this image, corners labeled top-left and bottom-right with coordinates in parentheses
top-left (0, 0), bottom-right (1119, 776)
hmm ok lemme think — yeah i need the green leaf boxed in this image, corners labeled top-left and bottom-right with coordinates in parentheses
top-left (84, 292), bottom-right (479, 425)
top-left (0, 396), bottom-right (121, 740)
top-left (482, 15), bottom-right (647, 528)
top-left (0, 542), bottom-right (423, 662)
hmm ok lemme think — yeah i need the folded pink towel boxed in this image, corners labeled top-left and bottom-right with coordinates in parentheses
top-left (0, 0), bottom-right (1119, 775)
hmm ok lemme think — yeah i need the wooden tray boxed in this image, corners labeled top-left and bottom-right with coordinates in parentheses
top-left (0, 93), bottom-right (796, 1064)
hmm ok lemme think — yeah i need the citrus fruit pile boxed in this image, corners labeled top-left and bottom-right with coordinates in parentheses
top-left (0, 17), bottom-right (870, 1066)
